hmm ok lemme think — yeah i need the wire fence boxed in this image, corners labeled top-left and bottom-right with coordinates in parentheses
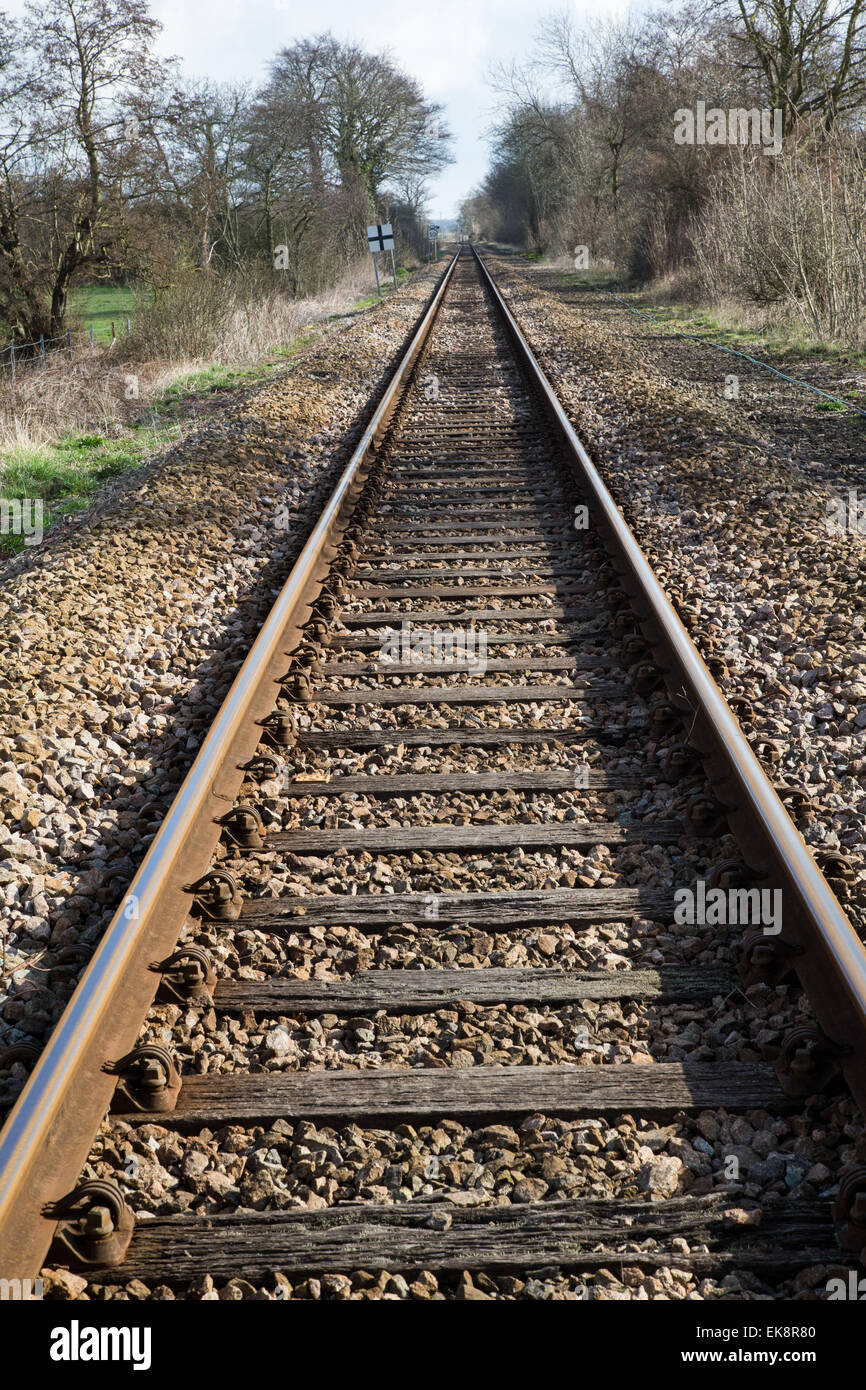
top-left (0, 318), bottom-right (133, 382)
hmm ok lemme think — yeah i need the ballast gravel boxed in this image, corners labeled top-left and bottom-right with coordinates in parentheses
top-left (485, 253), bottom-right (866, 942)
top-left (44, 1093), bottom-right (861, 1300)
top-left (0, 263), bottom-right (444, 1074)
top-left (22, 251), bottom-right (866, 1301)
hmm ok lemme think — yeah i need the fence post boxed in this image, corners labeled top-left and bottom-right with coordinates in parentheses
top-left (9, 341), bottom-right (14, 382)
top-left (126, 317), bottom-right (131, 335)
top-left (66, 329), bottom-right (72, 360)
top-left (89, 324), bottom-right (94, 352)
top-left (39, 334), bottom-right (45, 365)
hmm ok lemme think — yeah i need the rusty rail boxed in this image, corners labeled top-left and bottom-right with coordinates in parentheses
top-left (2, 242), bottom-right (865, 1281)
top-left (473, 244), bottom-right (866, 1115)
top-left (0, 251), bottom-right (461, 1279)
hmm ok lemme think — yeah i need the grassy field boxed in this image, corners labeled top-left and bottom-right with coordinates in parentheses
top-left (0, 425), bottom-right (184, 555)
top-left (66, 284), bottom-right (145, 344)
top-left (0, 296), bottom-right (319, 554)
top-left (0, 284), bottom-right (141, 346)
top-left (68, 263), bottom-right (415, 343)
top-left (0, 348), bottom-right (309, 555)
top-left (0, 261), bottom-right (424, 556)
top-left (563, 269), bottom-right (866, 372)
top-left (619, 298), bottom-right (866, 367)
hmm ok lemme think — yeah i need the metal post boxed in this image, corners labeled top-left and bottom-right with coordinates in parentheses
top-left (372, 254), bottom-right (381, 298)
top-left (389, 247), bottom-right (397, 291)
top-left (39, 335), bottom-right (45, 365)
top-left (126, 318), bottom-right (131, 335)
top-left (89, 324), bottom-right (94, 352)
top-left (9, 342), bottom-right (14, 382)
top-left (66, 330), bottom-right (72, 360)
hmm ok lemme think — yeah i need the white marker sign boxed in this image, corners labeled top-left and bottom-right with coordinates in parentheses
top-left (367, 222), bottom-right (394, 251)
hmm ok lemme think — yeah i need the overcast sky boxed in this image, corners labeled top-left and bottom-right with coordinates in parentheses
top-left (10, 0), bottom-right (630, 216)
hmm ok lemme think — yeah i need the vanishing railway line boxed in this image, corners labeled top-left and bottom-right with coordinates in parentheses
top-left (2, 247), bottom-right (866, 1297)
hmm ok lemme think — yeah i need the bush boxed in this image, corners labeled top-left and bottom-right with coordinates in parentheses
top-left (690, 130), bottom-right (866, 345)
top-left (124, 260), bottom-right (374, 365)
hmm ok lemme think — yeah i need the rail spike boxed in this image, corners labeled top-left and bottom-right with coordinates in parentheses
top-left (774, 1025), bottom-right (851, 1098)
top-left (835, 1166), bottom-right (866, 1254)
top-left (217, 804), bottom-right (265, 850)
top-left (240, 752), bottom-right (283, 783)
top-left (186, 868), bottom-right (242, 921)
top-left (257, 710), bottom-right (297, 749)
top-left (739, 926), bottom-right (803, 988)
top-left (106, 1044), bottom-right (182, 1113)
top-left (44, 1180), bottom-right (134, 1269)
top-left (152, 946), bottom-right (216, 1007)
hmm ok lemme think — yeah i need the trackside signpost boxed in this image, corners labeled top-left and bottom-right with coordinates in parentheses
top-left (367, 222), bottom-right (397, 295)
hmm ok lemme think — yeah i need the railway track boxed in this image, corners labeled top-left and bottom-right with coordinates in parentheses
top-left (2, 246), bottom-right (866, 1301)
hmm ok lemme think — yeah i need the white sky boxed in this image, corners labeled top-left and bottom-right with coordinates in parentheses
top-left (9, 0), bottom-right (630, 216)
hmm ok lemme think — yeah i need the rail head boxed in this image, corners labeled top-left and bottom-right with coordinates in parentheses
top-left (3, 243), bottom-right (865, 1283)
top-left (0, 251), bottom-right (461, 1280)
top-left (472, 244), bottom-right (866, 1104)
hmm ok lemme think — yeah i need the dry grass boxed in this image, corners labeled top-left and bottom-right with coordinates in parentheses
top-left (640, 271), bottom-right (789, 336)
top-left (691, 133), bottom-right (866, 349)
top-left (0, 258), bottom-right (380, 454)
top-left (124, 259), bottom-right (378, 365)
top-left (0, 355), bottom-right (178, 453)
top-left (639, 271), bottom-right (866, 361)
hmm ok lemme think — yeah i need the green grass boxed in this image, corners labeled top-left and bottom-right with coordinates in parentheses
top-left (660, 304), bottom-right (865, 370)
top-left (0, 283), bottom-right (145, 345)
top-left (157, 362), bottom-right (274, 405)
top-left (0, 425), bottom-right (181, 555)
top-left (0, 264), bottom-right (419, 557)
top-left (67, 284), bottom-right (146, 344)
top-left (580, 284), bottom-right (866, 370)
top-left (351, 289), bottom-right (385, 311)
top-left (148, 341), bottom-right (326, 420)
top-left (348, 263), bottom-right (413, 313)
top-left (0, 326), bottom-right (342, 554)
top-left (0, 331), bottom-right (337, 555)
top-left (566, 268), bottom-right (621, 291)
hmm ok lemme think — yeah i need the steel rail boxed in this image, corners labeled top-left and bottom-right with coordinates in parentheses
top-left (473, 245), bottom-right (866, 1112)
top-left (3, 243), bottom-right (865, 1282)
top-left (0, 250), bottom-right (461, 1279)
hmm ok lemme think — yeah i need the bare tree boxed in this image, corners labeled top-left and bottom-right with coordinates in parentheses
top-left (265, 34), bottom-right (452, 212)
top-left (0, 0), bottom-right (166, 339)
top-left (721, 0), bottom-right (866, 127)
top-left (140, 80), bottom-right (252, 272)
top-left (0, 8), bottom-right (453, 341)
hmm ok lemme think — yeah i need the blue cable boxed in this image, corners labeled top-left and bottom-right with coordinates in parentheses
top-left (601, 288), bottom-right (866, 420)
